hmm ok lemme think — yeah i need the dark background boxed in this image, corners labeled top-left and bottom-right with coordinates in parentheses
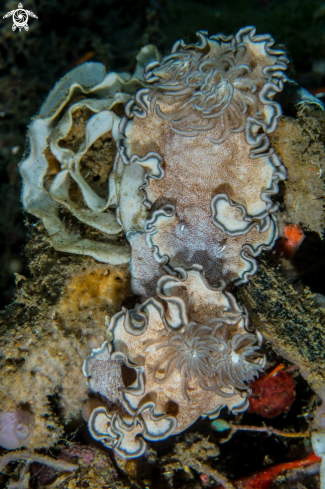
top-left (1, 0), bottom-right (325, 307)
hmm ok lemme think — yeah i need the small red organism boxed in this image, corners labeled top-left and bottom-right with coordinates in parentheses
top-left (213, 452), bottom-right (321, 489)
top-left (200, 473), bottom-right (210, 485)
top-left (247, 364), bottom-right (296, 418)
top-left (233, 452), bottom-right (321, 489)
top-left (70, 51), bottom-right (95, 68)
top-left (310, 87), bottom-right (325, 96)
top-left (274, 224), bottom-right (305, 259)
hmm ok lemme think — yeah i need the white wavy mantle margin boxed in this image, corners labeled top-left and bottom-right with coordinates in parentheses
top-left (83, 266), bottom-right (264, 457)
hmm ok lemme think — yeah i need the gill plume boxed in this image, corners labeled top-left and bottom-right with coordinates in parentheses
top-left (148, 320), bottom-right (264, 401)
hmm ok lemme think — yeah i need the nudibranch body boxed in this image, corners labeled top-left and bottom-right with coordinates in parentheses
top-left (116, 27), bottom-right (288, 291)
top-left (19, 26), bottom-right (288, 457)
top-left (84, 266), bottom-right (265, 457)
top-left (84, 27), bottom-right (288, 457)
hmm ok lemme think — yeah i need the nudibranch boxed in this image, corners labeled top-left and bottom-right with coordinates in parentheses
top-left (116, 26), bottom-right (288, 291)
top-left (19, 26), bottom-right (288, 457)
top-left (83, 266), bottom-right (265, 457)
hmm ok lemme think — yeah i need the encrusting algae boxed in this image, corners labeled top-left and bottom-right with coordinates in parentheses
top-left (270, 104), bottom-right (325, 238)
top-left (0, 223), bottom-right (132, 449)
top-left (0, 23), bottom-right (325, 489)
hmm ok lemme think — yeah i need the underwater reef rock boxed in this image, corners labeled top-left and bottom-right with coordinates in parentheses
top-left (270, 104), bottom-right (325, 237)
top-left (237, 95), bottom-right (325, 488)
top-left (239, 255), bottom-right (325, 393)
top-left (1, 21), bottom-right (325, 488)
top-left (0, 222), bottom-right (132, 448)
top-left (16, 26), bottom-right (291, 458)
top-left (238, 98), bottom-right (325, 403)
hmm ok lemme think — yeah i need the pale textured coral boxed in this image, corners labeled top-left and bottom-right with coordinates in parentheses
top-left (84, 267), bottom-right (264, 457)
top-left (0, 317), bottom-right (90, 448)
